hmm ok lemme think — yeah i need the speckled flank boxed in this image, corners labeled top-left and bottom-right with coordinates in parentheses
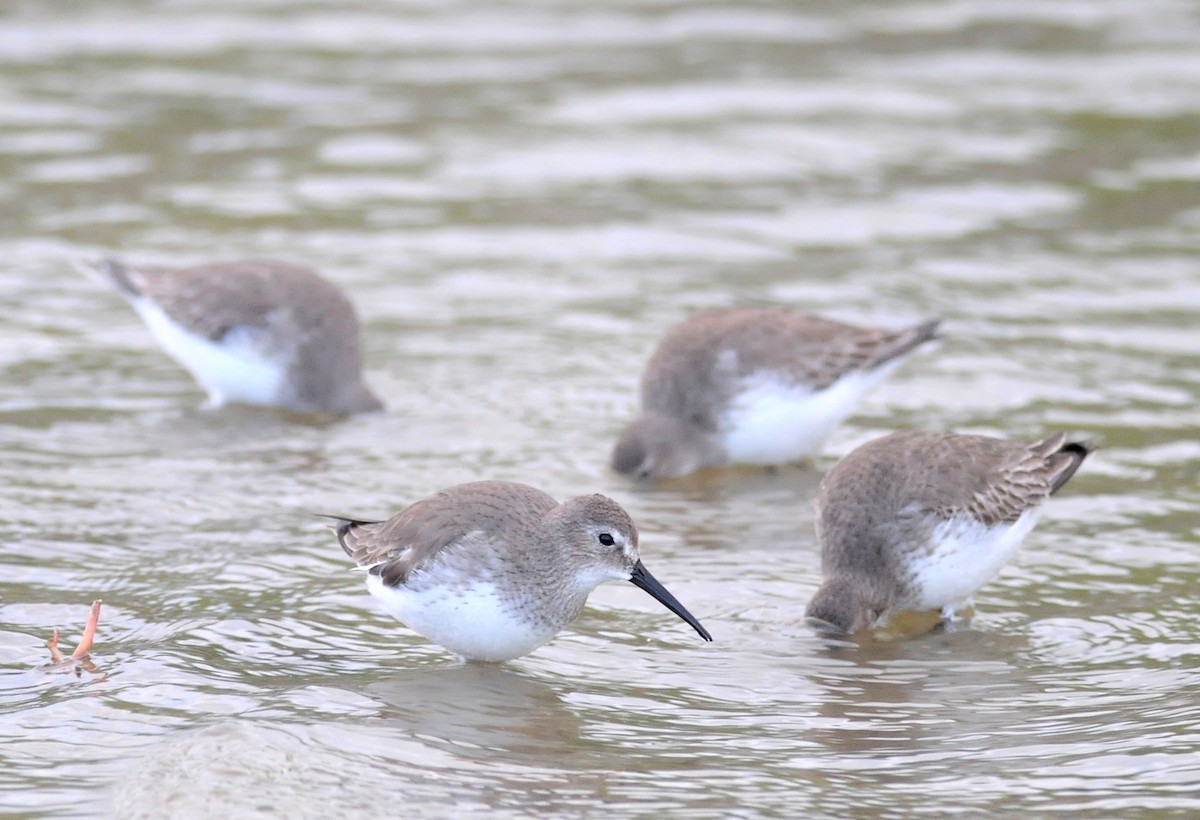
top-left (130, 297), bottom-right (285, 406)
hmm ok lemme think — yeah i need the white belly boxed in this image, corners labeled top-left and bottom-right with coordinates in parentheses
top-left (133, 299), bottom-right (285, 407)
top-left (365, 573), bottom-right (556, 662)
top-left (720, 366), bottom-right (897, 464)
top-left (904, 510), bottom-right (1040, 612)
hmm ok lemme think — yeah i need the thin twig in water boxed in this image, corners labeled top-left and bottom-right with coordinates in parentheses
top-left (45, 629), bottom-right (64, 664)
top-left (71, 600), bottom-right (102, 658)
top-left (45, 600), bottom-right (102, 666)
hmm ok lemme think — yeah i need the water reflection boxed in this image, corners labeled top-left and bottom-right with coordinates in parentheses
top-left (368, 663), bottom-right (584, 765)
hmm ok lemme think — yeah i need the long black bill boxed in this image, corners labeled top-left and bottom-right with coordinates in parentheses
top-left (628, 560), bottom-right (713, 642)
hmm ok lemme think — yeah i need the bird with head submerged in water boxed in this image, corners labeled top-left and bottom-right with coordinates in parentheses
top-left (805, 430), bottom-right (1092, 635)
top-left (85, 257), bottom-right (382, 415)
top-left (612, 308), bottom-right (942, 480)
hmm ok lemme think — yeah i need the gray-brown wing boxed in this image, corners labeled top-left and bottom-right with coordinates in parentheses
top-left (94, 258), bottom-right (353, 343)
top-left (642, 308), bottom-right (940, 423)
top-left (726, 311), bottom-right (938, 386)
top-left (956, 433), bottom-right (1092, 524)
top-left (331, 481), bottom-right (560, 588)
top-left (902, 432), bottom-right (1091, 525)
top-left (816, 430), bottom-right (1090, 578)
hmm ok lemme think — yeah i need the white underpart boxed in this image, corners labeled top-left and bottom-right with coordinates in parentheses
top-left (365, 572), bottom-right (557, 662)
top-left (906, 509), bottom-right (1041, 614)
top-left (720, 360), bottom-right (904, 464)
top-left (131, 298), bottom-right (285, 407)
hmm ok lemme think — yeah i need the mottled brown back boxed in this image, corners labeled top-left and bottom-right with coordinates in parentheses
top-left (817, 430), bottom-right (1092, 579)
top-left (334, 481), bottom-right (561, 588)
top-left (640, 308), bottom-right (940, 428)
top-left (103, 259), bottom-right (355, 342)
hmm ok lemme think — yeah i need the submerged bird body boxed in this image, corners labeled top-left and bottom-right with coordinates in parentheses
top-left (806, 431), bottom-right (1092, 634)
top-left (612, 308), bottom-right (941, 479)
top-left (333, 481), bottom-right (711, 662)
top-left (89, 258), bottom-right (381, 415)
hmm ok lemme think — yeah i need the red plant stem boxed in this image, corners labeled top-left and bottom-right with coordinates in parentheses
top-left (71, 600), bottom-right (102, 659)
top-left (46, 629), bottom-right (64, 664)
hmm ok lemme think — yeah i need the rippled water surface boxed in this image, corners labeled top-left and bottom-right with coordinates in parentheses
top-left (2, 0), bottom-right (1199, 816)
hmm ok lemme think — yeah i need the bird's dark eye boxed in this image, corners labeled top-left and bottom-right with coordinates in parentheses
top-left (598, 533), bottom-right (616, 547)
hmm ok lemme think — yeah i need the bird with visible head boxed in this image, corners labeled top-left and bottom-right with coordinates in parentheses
top-left (331, 480), bottom-right (712, 662)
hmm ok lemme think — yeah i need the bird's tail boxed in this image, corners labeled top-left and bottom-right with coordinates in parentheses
top-left (77, 257), bottom-right (142, 297)
top-left (869, 317), bottom-right (943, 369)
top-left (315, 513), bottom-right (382, 563)
top-left (1033, 434), bottom-right (1094, 495)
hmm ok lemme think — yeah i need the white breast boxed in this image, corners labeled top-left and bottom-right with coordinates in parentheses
top-left (903, 509), bottom-right (1041, 613)
top-left (720, 364), bottom-right (900, 465)
top-left (365, 572), bottom-right (557, 662)
top-left (132, 298), bottom-right (286, 407)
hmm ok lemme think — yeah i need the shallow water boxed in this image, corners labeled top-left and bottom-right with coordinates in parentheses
top-left (1, 0), bottom-right (1198, 816)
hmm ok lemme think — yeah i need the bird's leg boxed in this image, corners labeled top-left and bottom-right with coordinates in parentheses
top-left (939, 598), bottom-right (975, 630)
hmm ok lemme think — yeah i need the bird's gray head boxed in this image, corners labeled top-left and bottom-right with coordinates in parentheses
top-left (549, 493), bottom-right (712, 642)
top-left (548, 494), bottom-right (641, 591)
top-left (611, 414), bottom-right (719, 480)
top-left (805, 576), bottom-right (883, 635)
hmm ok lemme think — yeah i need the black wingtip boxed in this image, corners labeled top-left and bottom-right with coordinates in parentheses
top-left (87, 257), bottom-right (142, 296)
top-left (312, 513), bottom-right (381, 557)
top-left (1048, 439), bottom-right (1094, 495)
top-left (1062, 440), bottom-right (1094, 457)
top-left (871, 316), bottom-right (944, 370)
top-left (916, 316), bottom-right (944, 342)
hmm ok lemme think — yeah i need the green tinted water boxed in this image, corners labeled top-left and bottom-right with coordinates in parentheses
top-left (1, 1), bottom-right (1198, 816)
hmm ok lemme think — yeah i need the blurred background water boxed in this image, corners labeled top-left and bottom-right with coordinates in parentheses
top-left (1, 0), bottom-right (1198, 816)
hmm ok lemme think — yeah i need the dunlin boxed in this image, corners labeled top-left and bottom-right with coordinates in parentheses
top-left (331, 480), bottom-right (712, 662)
top-left (612, 308), bottom-right (941, 480)
top-left (88, 258), bottom-right (382, 414)
top-left (806, 430), bottom-right (1092, 634)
